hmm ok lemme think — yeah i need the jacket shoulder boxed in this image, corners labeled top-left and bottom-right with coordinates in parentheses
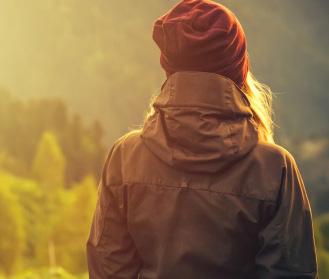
top-left (252, 141), bottom-right (296, 167)
top-left (239, 141), bottom-right (299, 202)
top-left (103, 129), bottom-right (145, 185)
top-left (112, 129), bottom-right (143, 151)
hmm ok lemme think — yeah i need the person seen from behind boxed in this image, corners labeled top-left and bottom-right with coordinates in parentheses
top-left (86, 0), bottom-right (318, 278)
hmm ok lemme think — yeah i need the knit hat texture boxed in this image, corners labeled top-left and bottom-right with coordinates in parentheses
top-left (153, 0), bottom-right (249, 87)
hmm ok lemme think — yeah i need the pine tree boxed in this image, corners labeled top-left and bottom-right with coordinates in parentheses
top-left (32, 131), bottom-right (66, 189)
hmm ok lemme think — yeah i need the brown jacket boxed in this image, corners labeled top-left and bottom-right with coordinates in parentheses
top-left (87, 72), bottom-right (318, 279)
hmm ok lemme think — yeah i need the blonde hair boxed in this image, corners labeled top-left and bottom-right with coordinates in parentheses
top-left (242, 71), bottom-right (275, 143)
top-left (142, 71), bottom-right (275, 144)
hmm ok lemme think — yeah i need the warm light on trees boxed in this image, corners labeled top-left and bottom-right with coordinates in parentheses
top-left (0, 174), bottom-right (25, 275)
top-left (32, 131), bottom-right (66, 189)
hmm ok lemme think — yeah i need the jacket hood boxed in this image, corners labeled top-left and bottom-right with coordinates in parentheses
top-left (141, 71), bottom-right (259, 173)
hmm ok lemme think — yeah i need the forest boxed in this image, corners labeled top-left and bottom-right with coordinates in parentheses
top-left (0, 0), bottom-right (328, 278)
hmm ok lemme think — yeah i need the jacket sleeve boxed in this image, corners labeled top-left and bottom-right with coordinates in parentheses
top-left (86, 145), bottom-right (142, 279)
top-left (255, 153), bottom-right (318, 278)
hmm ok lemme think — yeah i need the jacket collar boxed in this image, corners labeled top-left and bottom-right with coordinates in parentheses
top-left (154, 71), bottom-right (253, 118)
top-left (141, 71), bottom-right (259, 173)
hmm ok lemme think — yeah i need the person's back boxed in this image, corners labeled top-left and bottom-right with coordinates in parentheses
top-left (87, 1), bottom-right (318, 278)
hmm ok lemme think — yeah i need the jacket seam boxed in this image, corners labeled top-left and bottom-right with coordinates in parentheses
top-left (106, 181), bottom-right (277, 204)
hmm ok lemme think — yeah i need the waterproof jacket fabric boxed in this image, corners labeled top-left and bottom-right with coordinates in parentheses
top-left (87, 72), bottom-right (318, 279)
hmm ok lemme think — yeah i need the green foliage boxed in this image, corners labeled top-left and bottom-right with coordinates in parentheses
top-left (2, 172), bottom-right (43, 269)
top-left (318, 250), bottom-right (329, 279)
top-left (0, 93), bottom-right (100, 275)
top-left (51, 176), bottom-right (97, 274)
top-left (317, 214), bottom-right (329, 252)
top-left (32, 131), bottom-right (66, 189)
top-left (0, 92), bottom-right (105, 184)
top-left (315, 213), bottom-right (329, 277)
top-left (8, 267), bottom-right (87, 279)
top-left (0, 172), bottom-right (97, 276)
top-left (0, 173), bottom-right (25, 275)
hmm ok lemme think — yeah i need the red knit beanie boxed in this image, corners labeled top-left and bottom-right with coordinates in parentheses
top-left (153, 0), bottom-right (249, 88)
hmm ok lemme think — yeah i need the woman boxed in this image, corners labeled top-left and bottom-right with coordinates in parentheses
top-left (87, 1), bottom-right (318, 278)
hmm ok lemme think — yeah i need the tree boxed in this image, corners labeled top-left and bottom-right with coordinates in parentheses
top-left (315, 214), bottom-right (329, 278)
top-left (32, 131), bottom-right (66, 189)
top-left (51, 176), bottom-right (97, 274)
top-left (5, 172), bottom-right (44, 269)
top-left (0, 172), bottom-right (25, 275)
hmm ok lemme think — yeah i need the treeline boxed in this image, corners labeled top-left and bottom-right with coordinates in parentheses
top-left (0, 91), bottom-right (106, 185)
top-left (0, 91), bottom-right (106, 277)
